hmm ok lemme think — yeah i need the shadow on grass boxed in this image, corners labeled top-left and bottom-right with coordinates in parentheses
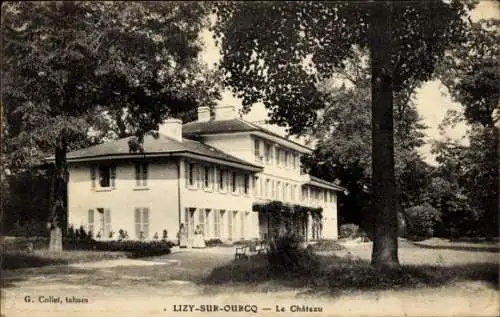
top-left (1, 253), bottom-right (70, 270)
top-left (202, 254), bottom-right (499, 296)
top-left (407, 241), bottom-right (499, 253)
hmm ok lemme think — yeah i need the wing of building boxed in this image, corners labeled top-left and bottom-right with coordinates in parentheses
top-left (50, 105), bottom-right (346, 244)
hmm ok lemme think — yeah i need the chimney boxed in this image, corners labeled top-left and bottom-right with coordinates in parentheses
top-left (214, 105), bottom-right (238, 121)
top-left (159, 118), bottom-right (183, 142)
top-left (197, 106), bottom-right (210, 122)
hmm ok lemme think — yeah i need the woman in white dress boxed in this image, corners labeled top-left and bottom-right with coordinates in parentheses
top-left (193, 225), bottom-right (206, 248)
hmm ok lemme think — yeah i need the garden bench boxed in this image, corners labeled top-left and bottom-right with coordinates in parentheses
top-left (234, 245), bottom-right (249, 260)
top-left (255, 241), bottom-right (268, 255)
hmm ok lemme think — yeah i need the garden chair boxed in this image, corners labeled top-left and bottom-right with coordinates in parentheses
top-left (234, 245), bottom-right (249, 260)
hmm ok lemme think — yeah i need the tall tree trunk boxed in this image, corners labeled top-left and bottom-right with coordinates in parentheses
top-left (369, 1), bottom-right (400, 267)
top-left (49, 132), bottom-right (68, 251)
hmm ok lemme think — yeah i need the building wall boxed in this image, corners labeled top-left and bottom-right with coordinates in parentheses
top-left (67, 159), bottom-right (180, 242)
top-left (199, 132), bottom-right (340, 240)
top-left (178, 158), bottom-right (258, 243)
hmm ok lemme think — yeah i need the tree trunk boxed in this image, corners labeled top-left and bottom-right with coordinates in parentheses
top-left (369, 1), bottom-right (400, 267)
top-left (49, 132), bottom-right (68, 251)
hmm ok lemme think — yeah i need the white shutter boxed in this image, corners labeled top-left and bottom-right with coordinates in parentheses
top-left (142, 208), bottom-right (149, 239)
top-left (135, 208), bottom-right (141, 239)
top-left (104, 209), bottom-right (111, 238)
top-left (88, 209), bottom-right (94, 234)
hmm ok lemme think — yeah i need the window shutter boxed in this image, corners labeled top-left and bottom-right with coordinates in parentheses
top-left (135, 163), bottom-right (141, 186)
top-left (90, 167), bottom-right (96, 188)
top-left (104, 209), bottom-right (111, 238)
top-left (110, 167), bottom-right (116, 188)
top-left (135, 208), bottom-right (141, 239)
top-left (197, 165), bottom-right (202, 189)
top-left (88, 209), bottom-right (94, 234)
top-left (142, 208), bottom-right (149, 239)
top-left (142, 164), bottom-right (148, 186)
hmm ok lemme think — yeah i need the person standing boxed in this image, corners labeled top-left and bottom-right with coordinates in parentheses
top-left (193, 225), bottom-right (206, 248)
top-left (177, 223), bottom-right (188, 248)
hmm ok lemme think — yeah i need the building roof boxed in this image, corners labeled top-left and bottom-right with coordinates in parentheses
top-left (307, 176), bottom-right (347, 192)
top-left (183, 118), bottom-right (312, 151)
top-left (47, 133), bottom-right (263, 171)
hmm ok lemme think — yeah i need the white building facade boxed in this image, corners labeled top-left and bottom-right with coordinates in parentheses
top-left (62, 105), bottom-right (345, 245)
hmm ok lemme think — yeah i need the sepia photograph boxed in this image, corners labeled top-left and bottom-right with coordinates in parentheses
top-left (1, 1), bottom-right (499, 316)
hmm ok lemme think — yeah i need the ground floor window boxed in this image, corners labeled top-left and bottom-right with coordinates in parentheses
top-left (135, 208), bottom-right (149, 239)
top-left (88, 208), bottom-right (111, 239)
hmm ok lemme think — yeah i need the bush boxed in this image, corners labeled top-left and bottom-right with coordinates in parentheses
top-left (267, 233), bottom-right (319, 276)
top-left (405, 203), bottom-right (441, 240)
top-left (63, 240), bottom-right (172, 257)
top-left (205, 239), bottom-right (223, 247)
top-left (308, 239), bottom-right (346, 251)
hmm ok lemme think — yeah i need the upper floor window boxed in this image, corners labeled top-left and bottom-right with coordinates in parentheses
top-left (280, 150), bottom-right (286, 166)
top-left (264, 143), bottom-right (272, 163)
top-left (275, 148), bottom-right (280, 165)
top-left (323, 190), bottom-right (328, 203)
top-left (91, 165), bottom-right (116, 189)
top-left (135, 162), bottom-right (148, 187)
top-left (203, 166), bottom-right (211, 189)
top-left (188, 163), bottom-right (195, 186)
top-left (231, 172), bottom-right (237, 193)
top-left (244, 174), bottom-right (250, 195)
top-left (218, 169), bottom-right (225, 191)
top-left (254, 139), bottom-right (261, 161)
top-left (284, 151), bottom-right (289, 167)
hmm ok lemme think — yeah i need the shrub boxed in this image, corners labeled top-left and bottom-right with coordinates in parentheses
top-left (308, 239), bottom-right (346, 251)
top-left (405, 203), bottom-right (441, 240)
top-left (205, 239), bottom-right (223, 247)
top-left (63, 240), bottom-right (172, 257)
top-left (267, 233), bottom-right (318, 276)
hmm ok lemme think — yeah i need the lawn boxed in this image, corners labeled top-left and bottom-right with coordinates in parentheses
top-left (1, 249), bottom-right (128, 270)
top-left (1, 239), bottom-right (498, 317)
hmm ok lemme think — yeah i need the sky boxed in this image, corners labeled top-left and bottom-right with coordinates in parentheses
top-left (199, 1), bottom-right (499, 166)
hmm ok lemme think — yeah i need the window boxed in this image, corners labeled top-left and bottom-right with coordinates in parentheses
top-left (231, 172), bottom-right (237, 193)
top-left (265, 179), bottom-right (270, 198)
top-left (88, 209), bottom-right (94, 234)
top-left (254, 139), bottom-right (261, 161)
top-left (205, 209), bottom-right (211, 237)
top-left (284, 151), bottom-right (289, 167)
top-left (214, 210), bottom-right (221, 238)
top-left (218, 169), bottom-right (225, 191)
top-left (198, 209), bottom-right (205, 234)
top-left (324, 190), bottom-right (328, 203)
top-left (280, 150), bottom-right (286, 166)
top-left (254, 176), bottom-right (258, 196)
top-left (134, 208), bottom-right (149, 239)
top-left (277, 181), bottom-right (281, 200)
top-left (91, 165), bottom-right (116, 188)
top-left (244, 174), bottom-right (250, 195)
top-left (204, 166), bottom-right (210, 188)
top-left (292, 154), bottom-right (297, 170)
top-left (187, 163), bottom-right (195, 186)
top-left (265, 143), bottom-right (272, 163)
top-left (135, 162), bottom-right (148, 187)
top-left (275, 148), bottom-right (280, 165)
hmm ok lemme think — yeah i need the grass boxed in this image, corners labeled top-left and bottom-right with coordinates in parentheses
top-left (203, 251), bottom-right (499, 296)
top-left (1, 249), bottom-right (128, 270)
